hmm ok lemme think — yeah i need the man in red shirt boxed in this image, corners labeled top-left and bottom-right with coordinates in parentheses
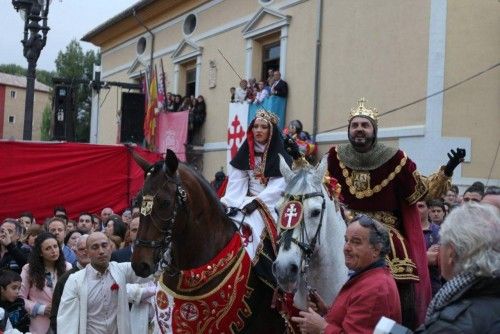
top-left (292, 215), bottom-right (401, 334)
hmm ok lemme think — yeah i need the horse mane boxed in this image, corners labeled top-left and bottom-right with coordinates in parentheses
top-left (284, 167), bottom-right (320, 195)
top-left (177, 162), bottom-right (228, 217)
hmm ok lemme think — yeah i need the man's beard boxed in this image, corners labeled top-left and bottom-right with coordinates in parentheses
top-left (348, 132), bottom-right (375, 150)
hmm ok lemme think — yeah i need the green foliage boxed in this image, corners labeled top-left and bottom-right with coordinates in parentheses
top-left (36, 69), bottom-right (56, 87)
top-left (0, 64), bottom-right (25, 76)
top-left (41, 104), bottom-right (52, 141)
top-left (0, 64), bottom-right (55, 87)
top-left (55, 39), bottom-right (100, 142)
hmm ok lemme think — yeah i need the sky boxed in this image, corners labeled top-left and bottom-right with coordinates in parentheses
top-left (0, 0), bottom-right (138, 72)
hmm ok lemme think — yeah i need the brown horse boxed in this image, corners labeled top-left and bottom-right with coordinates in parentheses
top-left (131, 149), bottom-right (286, 333)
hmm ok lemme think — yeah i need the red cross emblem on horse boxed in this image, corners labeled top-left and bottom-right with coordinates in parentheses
top-left (279, 200), bottom-right (304, 230)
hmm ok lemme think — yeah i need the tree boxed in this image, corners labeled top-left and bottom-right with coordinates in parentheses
top-left (41, 104), bottom-right (52, 141)
top-left (55, 39), bottom-right (100, 142)
top-left (0, 64), bottom-right (55, 87)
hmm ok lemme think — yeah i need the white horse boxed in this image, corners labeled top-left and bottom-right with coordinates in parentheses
top-left (272, 155), bottom-right (349, 310)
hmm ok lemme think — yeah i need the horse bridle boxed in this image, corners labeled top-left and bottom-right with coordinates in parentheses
top-left (134, 170), bottom-right (188, 273)
top-left (278, 191), bottom-right (326, 290)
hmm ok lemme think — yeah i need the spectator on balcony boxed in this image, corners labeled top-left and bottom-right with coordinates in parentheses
top-left (173, 94), bottom-right (182, 112)
top-left (246, 85), bottom-right (257, 104)
top-left (271, 71), bottom-right (288, 98)
top-left (229, 87), bottom-right (236, 103)
top-left (188, 95), bottom-right (207, 145)
top-left (178, 96), bottom-right (193, 112)
top-left (235, 79), bottom-right (248, 103)
top-left (165, 92), bottom-right (175, 111)
top-left (267, 68), bottom-right (274, 82)
top-left (254, 81), bottom-right (269, 105)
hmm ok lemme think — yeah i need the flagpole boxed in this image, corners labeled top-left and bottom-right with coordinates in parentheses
top-left (160, 58), bottom-right (167, 112)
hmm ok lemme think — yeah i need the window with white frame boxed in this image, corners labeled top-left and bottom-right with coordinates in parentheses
top-left (8, 116), bottom-right (15, 124)
top-left (10, 90), bottom-right (16, 98)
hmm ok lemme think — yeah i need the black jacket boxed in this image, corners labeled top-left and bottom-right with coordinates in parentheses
top-left (111, 245), bottom-right (133, 263)
top-left (271, 79), bottom-right (288, 98)
top-left (416, 276), bottom-right (500, 334)
top-left (0, 242), bottom-right (30, 274)
top-left (0, 297), bottom-right (30, 332)
top-left (50, 266), bottom-right (80, 333)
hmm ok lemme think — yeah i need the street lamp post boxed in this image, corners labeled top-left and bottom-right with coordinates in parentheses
top-left (12, 0), bottom-right (51, 140)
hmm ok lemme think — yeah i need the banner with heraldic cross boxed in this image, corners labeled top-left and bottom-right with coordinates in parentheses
top-left (227, 103), bottom-right (249, 170)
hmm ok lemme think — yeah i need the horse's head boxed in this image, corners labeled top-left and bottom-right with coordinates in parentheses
top-left (272, 155), bottom-right (330, 293)
top-left (131, 149), bottom-right (185, 277)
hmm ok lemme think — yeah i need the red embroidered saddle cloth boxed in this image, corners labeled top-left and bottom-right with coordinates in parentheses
top-left (154, 234), bottom-right (253, 334)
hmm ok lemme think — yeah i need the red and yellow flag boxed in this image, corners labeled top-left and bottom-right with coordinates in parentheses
top-left (144, 66), bottom-right (158, 147)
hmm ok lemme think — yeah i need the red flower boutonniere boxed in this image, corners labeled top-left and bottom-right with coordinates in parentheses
top-left (111, 283), bottom-right (119, 291)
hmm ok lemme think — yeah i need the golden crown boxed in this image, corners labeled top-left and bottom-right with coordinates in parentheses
top-left (255, 109), bottom-right (279, 125)
top-left (349, 98), bottom-right (378, 123)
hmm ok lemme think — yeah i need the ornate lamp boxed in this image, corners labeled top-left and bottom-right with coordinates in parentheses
top-left (12, 0), bottom-right (51, 140)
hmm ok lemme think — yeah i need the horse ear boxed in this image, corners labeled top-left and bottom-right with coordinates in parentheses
top-left (164, 149), bottom-right (179, 175)
top-left (279, 154), bottom-right (295, 182)
top-left (314, 154), bottom-right (329, 182)
top-left (131, 149), bottom-right (152, 172)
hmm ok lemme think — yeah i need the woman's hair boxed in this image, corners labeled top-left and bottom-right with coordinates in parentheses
top-left (108, 215), bottom-right (127, 240)
top-left (64, 229), bottom-right (84, 245)
top-left (0, 269), bottom-right (21, 289)
top-left (440, 203), bottom-right (500, 277)
top-left (28, 232), bottom-right (67, 290)
top-left (109, 235), bottom-right (123, 250)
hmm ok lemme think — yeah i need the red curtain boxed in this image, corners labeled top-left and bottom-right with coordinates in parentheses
top-left (0, 141), bottom-right (161, 222)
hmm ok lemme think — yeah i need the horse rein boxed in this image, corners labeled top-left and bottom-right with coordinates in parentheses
top-left (135, 168), bottom-right (188, 274)
top-left (278, 191), bottom-right (326, 292)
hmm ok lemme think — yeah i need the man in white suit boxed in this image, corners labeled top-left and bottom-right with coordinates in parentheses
top-left (57, 232), bottom-right (151, 334)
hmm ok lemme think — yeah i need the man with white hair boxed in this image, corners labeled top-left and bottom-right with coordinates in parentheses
top-left (50, 234), bottom-right (90, 333)
top-left (415, 203), bottom-right (500, 333)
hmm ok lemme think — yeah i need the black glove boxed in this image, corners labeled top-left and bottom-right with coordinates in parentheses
top-left (444, 148), bottom-right (466, 177)
top-left (242, 200), bottom-right (259, 215)
top-left (284, 135), bottom-right (301, 160)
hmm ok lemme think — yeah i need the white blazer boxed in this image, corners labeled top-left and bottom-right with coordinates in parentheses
top-left (57, 262), bottom-right (150, 334)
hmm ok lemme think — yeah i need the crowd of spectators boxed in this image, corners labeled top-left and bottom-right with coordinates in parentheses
top-left (230, 69), bottom-right (288, 104)
top-left (0, 205), bottom-right (155, 333)
top-left (1, 181), bottom-right (498, 333)
top-left (416, 182), bottom-right (499, 302)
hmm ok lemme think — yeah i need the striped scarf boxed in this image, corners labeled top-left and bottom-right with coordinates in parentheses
top-left (425, 271), bottom-right (477, 322)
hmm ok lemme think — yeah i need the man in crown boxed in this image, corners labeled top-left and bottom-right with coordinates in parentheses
top-left (286, 98), bottom-right (465, 329)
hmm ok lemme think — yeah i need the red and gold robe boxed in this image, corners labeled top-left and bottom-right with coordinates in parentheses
top-left (328, 146), bottom-right (432, 325)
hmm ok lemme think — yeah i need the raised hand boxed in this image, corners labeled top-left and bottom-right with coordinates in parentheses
top-left (444, 148), bottom-right (466, 177)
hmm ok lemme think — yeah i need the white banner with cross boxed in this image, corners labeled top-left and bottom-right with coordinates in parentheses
top-left (226, 103), bottom-right (249, 170)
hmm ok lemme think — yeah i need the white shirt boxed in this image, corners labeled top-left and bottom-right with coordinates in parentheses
top-left (254, 89), bottom-right (269, 104)
top-left (86, 265), bottom-right (118, 334)
top-left (234, 87), bottom-right (247, 103)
